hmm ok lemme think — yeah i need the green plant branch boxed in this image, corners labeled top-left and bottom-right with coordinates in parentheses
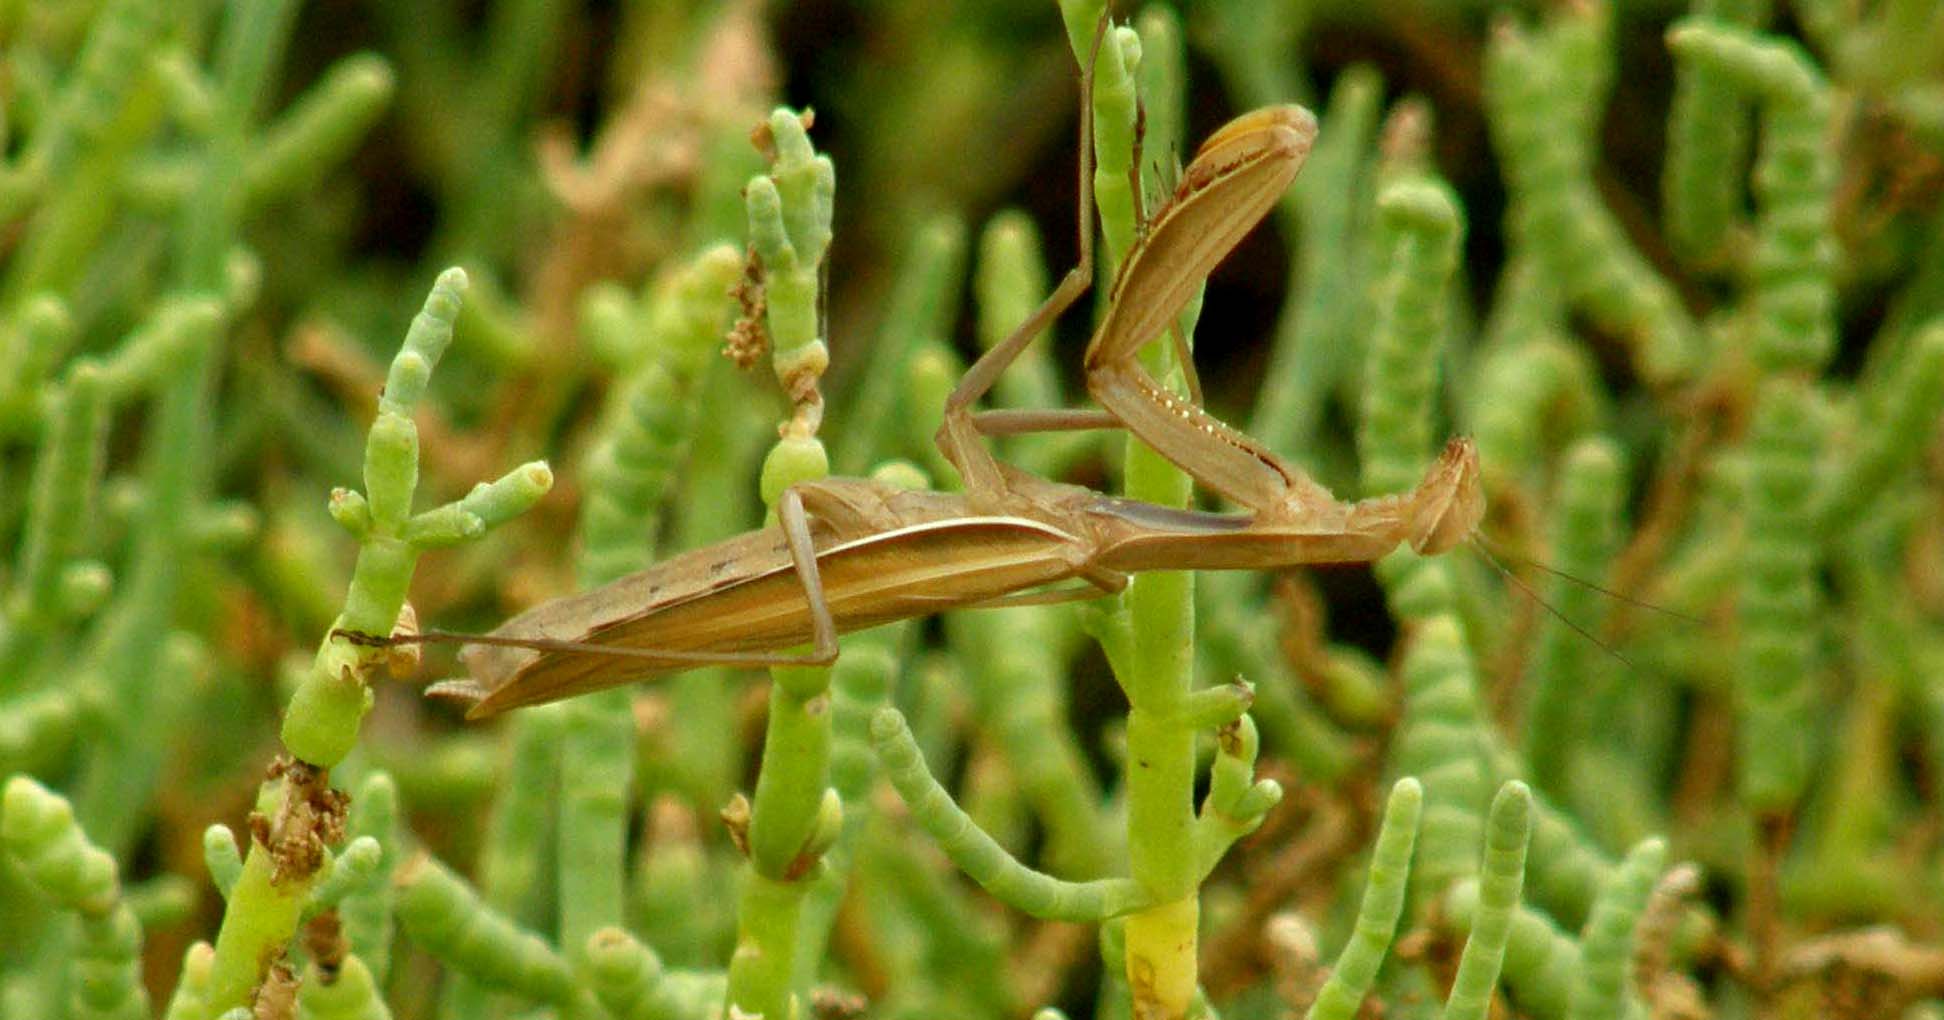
top-left (726, 103), bottom-right (838, 1020)
top-left (206, 269), bottom-right (550, 1015)
top-left (872, 706), bottom-right (1151, 922)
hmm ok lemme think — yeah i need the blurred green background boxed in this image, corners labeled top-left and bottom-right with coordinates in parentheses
top-left (5, 0), bottom-right (1944, 1017)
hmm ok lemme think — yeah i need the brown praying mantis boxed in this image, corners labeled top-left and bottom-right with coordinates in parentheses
top-left (343, 32), bottom-right (1488, 719)
top-left (404, 441), bottom-right (1479, 717)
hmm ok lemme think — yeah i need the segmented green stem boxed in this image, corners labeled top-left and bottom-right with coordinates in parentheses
top-left (578, 245), bottom-right (743, 584)
top-left (337, 772), bottom-right (398, 981)
top-left (1672, 24), bottom-right (1835, 375)
top-left (1198, 574), bottom-right (1360, 781)
top-left (1663, 0), bottom-right (1771, 269)
top-left (0, 0), bottom-right (167, 306)
top-left (1306, 778), bottom-right (1423, 1020)
top-left (558, 254), bottom-right (744, 970)
top-left (1115, 11), bottom-right (1214, 1014)
top-left (1522, 792), bottom-right (1619, 931)
top-left (202, 826), bottom-right (242, 900)
top-left (1, 776), bottom-right (115, 916)
top-left (1567, 839), bottom-right (1667, 1020)
top-left (1360, 177), bottom-right (1463, 498)
top-left (632, 798), bottom-right (725, 972)
top-left (871, 707), bottom-right (1150, 921)
top-left (799, 630), bottom-right (904, 971)
top-left (1524, 438), bottom-right (1627, 795)
top-left (1670, 21), bottom-right (1837, 814)
top-left (1360, 175), bottom-right (1466, 621)
top-left (1444, 782), bottom-right (1533, 1020)
top-left (729, 104), bottom-right (840, 1020)
top-left (748, 108), bottom-right (834, 400)
top-left (474, 707), bottom-right (563, 929)
top-left (2, 360), bottom-right (106, 674)
top-left (211, 271), bottom-right (546, 1014)
top-left (584, 927), bottom-right (711, 1020)
top-left (78, 0), bottom-right (302, 869)
top-left (160, 943), bottom-right (216, 1020)
top-left (243, 53), bottom-right (394, 207)
top-left (304, 838), bottom-right (382, 914)
top-left (1735, 376), bottom-right (1824, 810)
top-left (394, 854), bottom-right (588, 1011)
top-left (1253, 65), bottom-right (1383, 461)
top-left (1484, 14), bottom-right (1696, 385)
top-left (1, 777), bottom-right (149, 1020)
top-left (1394, 616), bottom-right (1493, 902)
top-left (71, 905), bottom-right (145, 1020)
top-left (1195, 713), bottom-right (1284, 874)
top-left (1445, 881), bottom-right (1582, 1020)
top-left (1478, 727), bottom-right (1618, 930)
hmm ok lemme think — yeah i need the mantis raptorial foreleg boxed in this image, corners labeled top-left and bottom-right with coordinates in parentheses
top-left (1072, 104), bottom-right (1338, 523)
top-left (933, 27), bottom-right (1343, 525)
top-left (1124, 93), bottom-right (1207, 410)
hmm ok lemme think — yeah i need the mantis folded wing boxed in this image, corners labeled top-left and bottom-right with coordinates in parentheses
top-left (398, 478), bottom-right (1119, 717)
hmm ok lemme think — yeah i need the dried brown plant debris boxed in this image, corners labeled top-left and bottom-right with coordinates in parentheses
top-left (260, 757), bottom-right (350, 885)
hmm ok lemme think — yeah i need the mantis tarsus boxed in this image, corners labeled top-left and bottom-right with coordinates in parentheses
top-left (345, 26), bottom-right (1490, 718)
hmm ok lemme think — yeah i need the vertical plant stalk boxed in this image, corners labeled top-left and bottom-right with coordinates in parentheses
top-left (1668, 25), bottom-right (1836, 997)
top-left (726, 105), bottom-right (837, 1020)
top-left (438, 706), bottom-right (563, 1019)
top-left (1392, 616), bottom-right (1493, 903)
top-left (336, 773), bottom-right (399, 982)
top-left (1523, 439), bottom-right (1626, 798)
top-left (393, 854), bottom-right (591, 1012)
top-left (1442, 782), bottom-right (1532, 1020)
top-left (1443, 879), bottom-right (1583, 1019)
top-left (1306, 779), bottom-right (1423, 1020)
top-left (1, 358), bottom-right (106, 677)
top-left (1483, 8), bottom-right (1698, 387)
top-left (1663, 0), bottom-right (1771, 270)
top-left (1060, 6), bottom-right (1215, 1014)
top-left (1359, 175), bottom-right (1464, 617)
top-left (0, 0), bottom-right (167, 309)
top-left (552, 691), bottom-right (633, 971)
top-left (1567, 839), bottom-right (1667, 1020)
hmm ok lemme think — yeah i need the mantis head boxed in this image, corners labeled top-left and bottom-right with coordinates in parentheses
top-left (1407, 437), bottom-right (1485, 556)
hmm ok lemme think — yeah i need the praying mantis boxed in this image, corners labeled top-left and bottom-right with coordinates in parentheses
top-left (348, 28), bottom-right (1486, 719)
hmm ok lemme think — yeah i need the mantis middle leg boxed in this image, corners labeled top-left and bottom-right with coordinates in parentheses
top-left (935, 17), bottom-right (1111, 502)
